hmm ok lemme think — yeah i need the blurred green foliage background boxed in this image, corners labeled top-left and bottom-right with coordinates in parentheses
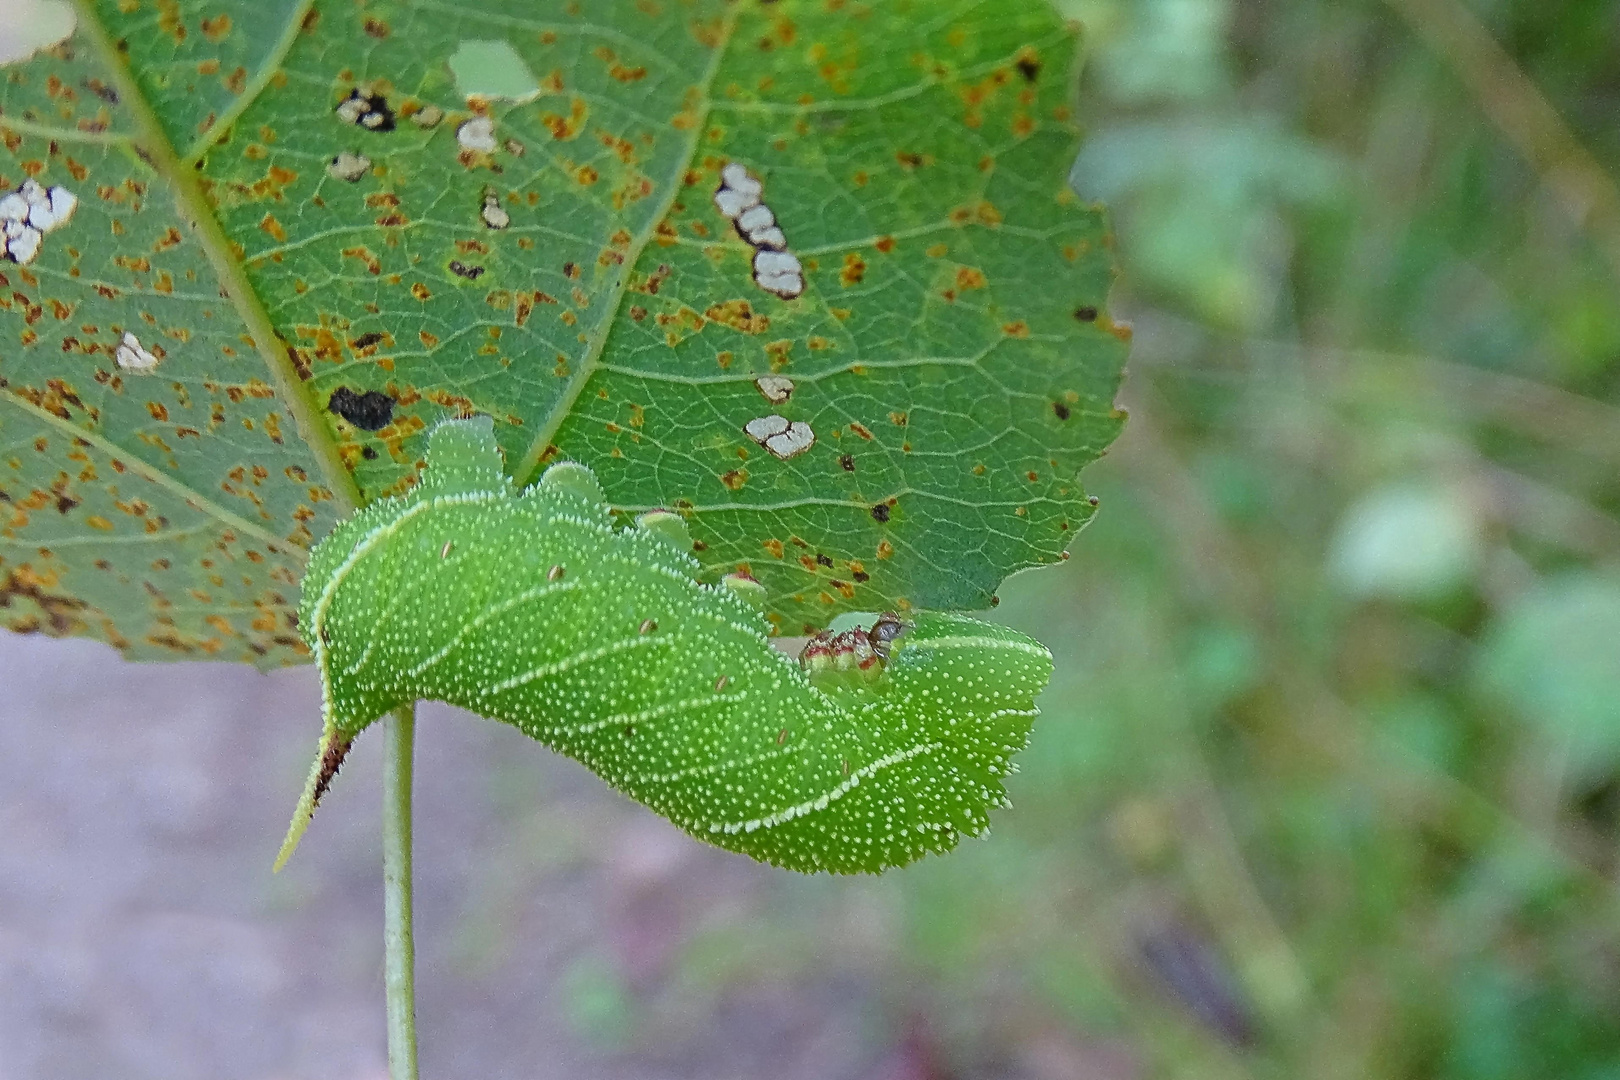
top-left (564, 1), bottom-right (1620, 1075)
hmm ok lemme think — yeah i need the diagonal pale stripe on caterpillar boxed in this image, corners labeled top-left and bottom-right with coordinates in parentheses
top-left (278, 418), bottom-right (1052, 874)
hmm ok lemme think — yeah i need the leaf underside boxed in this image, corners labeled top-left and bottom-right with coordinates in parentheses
top-left (288, 417), bottom-right (1051, 873)
top-left (0, 0), bottom-right (1126, 667)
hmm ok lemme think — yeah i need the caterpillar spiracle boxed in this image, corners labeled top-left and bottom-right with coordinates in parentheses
top-left (278, 418), bottom-right (1052, 874)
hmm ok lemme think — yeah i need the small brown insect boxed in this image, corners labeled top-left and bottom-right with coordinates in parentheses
top-left (869, 613), bottom-right (909, 659)
top-left (638, 618), bottom-right (658, 635)
top-left (440, 540), bottom-right (453, 558)
top-left (547, 564), bottom-right (565, 581)
top-left (714, 675), bottom-right (730, 691)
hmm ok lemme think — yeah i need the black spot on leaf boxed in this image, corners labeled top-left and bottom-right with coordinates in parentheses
top-left (815, 553), bottom-right (833, 567)
top-left (328, 387), bottom-right (394, 431)
top-left (449, 260), bottom-right (484, 280)
top-left (870, 503), bottom-right (890, 523)
top-left (1053, 401), bottom-right (1070, 420)
top-left (83, 78), bottom-right (119, 104)
top-left (361, 446), bottom-right (379, 460)
top-left (1016, 57), bottom-right (1041, 82)
top-left (351, 331), bottom-right (384, 350)
top-left (1074, 305), bottom-right (1098, 322)
top-left (839, 453), bottom-right (855, 471)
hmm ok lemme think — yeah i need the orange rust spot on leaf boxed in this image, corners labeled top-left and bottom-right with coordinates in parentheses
top-left (258, 214), bottom-right (286, 242)
top-left (593, 46), bottom-right (647, 82)
top-left (704, 299), bottom-right (769, 334)
top-left (956, 266), bottom-right (987, 289)
top-left (540, 98), bottom-right (588, 140)
top-left (341, 246), bottom-right (381, 274)
top-left (840, 253), bottom-right (866, 286)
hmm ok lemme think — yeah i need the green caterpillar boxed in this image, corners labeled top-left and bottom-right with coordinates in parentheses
top-left (279, 418), bottom-right (1051, 874)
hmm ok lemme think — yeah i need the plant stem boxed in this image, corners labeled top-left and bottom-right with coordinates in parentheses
top-left (382, 704), bottom-right (419, 1080)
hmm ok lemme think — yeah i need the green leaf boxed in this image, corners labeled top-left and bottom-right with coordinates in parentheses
top-left (284, 417), bottom-right (1052, 873)
top-left (1476, 574), bottom-right (1620, 782)
top-left (1, 0), bottom-right (1125, 663)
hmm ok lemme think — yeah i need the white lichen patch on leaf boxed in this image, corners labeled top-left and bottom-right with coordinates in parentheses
top-left (736, 204), bottom-right (786, 250)
top-left (752, 249), bottom-right (805, 300)
top-left (714, 162), bottom-right (804, 299)
top-left (755, 376), bottom-right (794, 404)
top-left (335, 88), bottom-right (394, 131)
top-left (280, 419), bottom-right (1052, 875)
top-left (0, 179), bottom-right (76, 265)
top-left (480, 191), bottom-right (510, 229)
top-left (457, 116), bottom-right (498, 153)
top-left (745, 414), bottom-right (815, 460)
top-left (411, 104), bottom-right (445, 129)
top-left (115, 330), bottom-right (160, 373)
top-left (327, 151), bottom-right (372, 182)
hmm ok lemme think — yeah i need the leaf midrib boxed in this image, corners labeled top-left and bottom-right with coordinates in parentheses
top-left (66, 0), bottom-right (360, 549)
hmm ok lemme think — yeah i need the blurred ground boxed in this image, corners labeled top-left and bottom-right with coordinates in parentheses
top-left (0, 633), bottom-right (921, 1080)
top-left (7, 0), bottom-right (1620, 1077)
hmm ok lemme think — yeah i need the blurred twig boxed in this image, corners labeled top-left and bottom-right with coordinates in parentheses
top-left (1132, 310), bottom-right (1620, 469)
top-left (1381, 0), bottom-right (1620, 284)
top-left (1128, 310), bottom-right (1620, 564)
top-left (1099, 402), bottom-right (1319, 1039)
